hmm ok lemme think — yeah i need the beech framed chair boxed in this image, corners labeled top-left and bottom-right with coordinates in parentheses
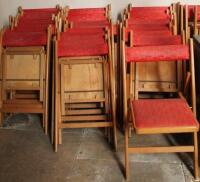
top-left (53, 27), bottom-right (117, 152)
top-left (0, 7), bottom-right (60, 134)
top-left (122, 29), bottom-right (199, 180)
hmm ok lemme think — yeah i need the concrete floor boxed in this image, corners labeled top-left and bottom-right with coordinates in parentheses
top-left (0, 114), bottom-right (198, 182)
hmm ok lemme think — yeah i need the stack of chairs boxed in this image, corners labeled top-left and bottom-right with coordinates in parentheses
top-left (121, 5), bottom-right (199, 181)
top-left (0, 6), bottom-right (61, 134)
top-left (53, 5), bottom-right (117, 152)
top-left (180, 4), bottom-right (200, 41)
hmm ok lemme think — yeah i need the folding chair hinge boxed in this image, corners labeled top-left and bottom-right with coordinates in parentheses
top-left (33, 55), bottom-right (37, 60)
top-left (10, 55), bottom-right (14, 59)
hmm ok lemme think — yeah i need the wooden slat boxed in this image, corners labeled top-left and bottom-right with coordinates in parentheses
top-left (128, 146), bottom-right (194, 154)
top-left (62, 115), bottom-right (107, 121)
top-left (65, 109), bottom-right (103, 115)
top-left (65, 98), bottom-right (105, 103)
top-left (60, 122), bottom-right (112, 128)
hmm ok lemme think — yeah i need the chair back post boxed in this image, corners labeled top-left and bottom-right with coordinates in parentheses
top-left (194, 6), bottom-right (198, 35)
top-left (189, 38), bottom-right (197, 116)
top-left (121, 26), bottom-right (128, 124)
top-left (180, 5), bottom-right (184, 32)
top-left (185, 5), bottom-right (189, 43)
top-left (173, 11), bottom-right (178, 35)
top-left (53, 36), bottom-right (58, 152)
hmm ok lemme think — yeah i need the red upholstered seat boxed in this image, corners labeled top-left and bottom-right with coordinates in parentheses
top-left (68, 14), bottom-right (106, 21)
top-left (129, 7), bottom-right (170, 20)
top-left (57, 43), bottom-right (108, 58)
top-left (133, 35), bottom-right (182, 46)
top-left (125, 29), bottom-right (172, 42)
top-left (59, 33), bottom-right (106, 46)
top-left (65, 28), bottom-right (105, 35)
top-left (69, 8), bottom-right (106, 15)
top-left (128, 24), bottom-right (169, 31)
top-left (13, 24), bottom-right (55, 33)
top-left (126, 45), bottom-right (189, 62)
top-left (127, 18), bottom-right (170, 25)
top-left (3, 31), bottom-right (47, 47)
top-left (71, 20), bottom-right (110, 28)
top-left (131, 99), bottom-right (199, 134)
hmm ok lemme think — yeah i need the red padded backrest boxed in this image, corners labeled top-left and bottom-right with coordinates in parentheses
top-left (57, 43), bottom-right (108, 58)
top-left (2, 30), bottom-right (47, 47)
top-left (124, 29), bottom-right (172, 42)
top-left (69, 8), bottom-right (106, 15)
top-left (68, 14), bottom-right (107, 22)
top-left (133, 35), bottom-right (182, 46)
top-left (71, 20), bottom-right (110, 28)
top-left (127, 18), bottom-right (170, 26)
top-left (129, 7), bottom-right (170, 20)
top-left (59, 33), bottom-right (106, 46)
top-left (126, 45), bottom-right (189, 62)
top-left (65, 27), bottom-right (105, 35)
top-left (127, 24), bottom-right (169, 31)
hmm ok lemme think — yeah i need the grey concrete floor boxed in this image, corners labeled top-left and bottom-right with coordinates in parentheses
top-left (0, 114), bottom-right (198, 182)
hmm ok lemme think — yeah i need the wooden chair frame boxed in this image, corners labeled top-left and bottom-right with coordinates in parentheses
top-left (53, 29), bottom-right (117, 152)
top-left (0, 26), bottom-right (52, 134)
top-left (122, 31), bottom-right (199, 180)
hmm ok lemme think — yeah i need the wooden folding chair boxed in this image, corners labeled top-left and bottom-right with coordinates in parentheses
top-left (122, 32), bottom-right (199, 180)
top-left (0, 27), bottom-right (52, 133)
top-left (53, 27), bottom-right (117, 152)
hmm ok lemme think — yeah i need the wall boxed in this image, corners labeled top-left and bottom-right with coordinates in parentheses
top-left (0, 0), bottom-right (199, 27)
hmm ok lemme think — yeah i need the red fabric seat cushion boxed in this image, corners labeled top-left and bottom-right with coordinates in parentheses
top-left (125, 29), bottom-right (172, 42)
top-left (65, 28), bottom-right (105, 35)
top-left (71, 20), bottom-right (110, 28)
top-left (128, 24), bottom-right (169, 31)
top-left (3, 31), bottom-right (47, 47)
top-left (128, 18), bottom-right (170, 25)
top-left (57, 43), bottom-right (108, 58)
top-left (133, 35), bottom-right (182, 46)
top-left (68, 14), bottom-right (106, 21)
top-left (126, 45), bottom-right (189, 62)
top-left (131, 99), bottom-right (199, 132)
top-left (68, 8), bottom-right (105, 16)
top-left (59, 33), bottom-right (106, 46)
top-left (129, 7), bottom-right (170, 20)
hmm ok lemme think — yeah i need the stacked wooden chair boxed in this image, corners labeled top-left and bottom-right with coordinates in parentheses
top-left (0, 6), bottom-right (61, 134)
top-left (121, 5), bottom-right (199, 181)
top-left (53, 5), bottom-right (117, 152)
top-left (180, 5), bottom-right (200, 42)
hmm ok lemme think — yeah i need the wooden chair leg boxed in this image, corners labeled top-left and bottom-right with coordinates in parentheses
top-left (193, 132), bottom-right (199, 181)
top-left (125, 122), bottom-right (130, 179)
top-left (113, 124), bottom-right (118, 151)
top-left (58, 128), bottom-right (62, 145)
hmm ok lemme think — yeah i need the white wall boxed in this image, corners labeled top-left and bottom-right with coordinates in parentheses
top-left (0, 0), bottom-right (199, 27)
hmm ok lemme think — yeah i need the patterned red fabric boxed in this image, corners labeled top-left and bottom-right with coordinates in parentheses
top-left (71, 20), bottom-right (110, 28)
top-left (57, 43), bottom-right (108, 58)
top-left (131, 99), bottom-right (199, 130)
top-left (133, 35), bottom-right (182, 46)
top-left (126, 45), bottom-right (189, 62)
top-left (2, 30), bottom-right (47, 47)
